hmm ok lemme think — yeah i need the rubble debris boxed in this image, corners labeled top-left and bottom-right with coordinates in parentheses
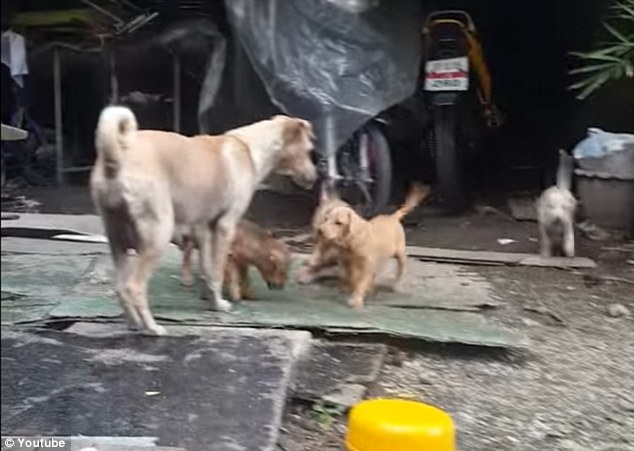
top-left (607, 303), bottom-right (630, 318)
top-left (577, 220), bottom-right (611, 241)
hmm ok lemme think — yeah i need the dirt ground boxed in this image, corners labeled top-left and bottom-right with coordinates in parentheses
top-left (3, 185), bottom-right (634, 451)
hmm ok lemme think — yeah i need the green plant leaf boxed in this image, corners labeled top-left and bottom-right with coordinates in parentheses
top-left (613, 1), bottom-right (634, 19)
top-left (576, 72), bottom-right (612, 100)
top-left (570, 62), bottom-right (617, 74)
top-left (569, 0), bottom-right (633, 99)
top-left (575, 51), bottom-right (625, 62)
top-left (603, 22), bottom-right (630, 43)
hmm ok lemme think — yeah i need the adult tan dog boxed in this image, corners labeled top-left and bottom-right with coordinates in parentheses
top-left (90, 106), bottom-right (316, 335)
top-left (176, 219), bottom-right (291, 300)
top-left (317, 184), bottom-right (430, 309)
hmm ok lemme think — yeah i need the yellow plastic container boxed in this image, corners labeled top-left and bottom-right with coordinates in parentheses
top-left (346, 399), bottom-right (456, 451)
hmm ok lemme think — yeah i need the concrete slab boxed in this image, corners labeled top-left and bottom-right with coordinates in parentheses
top-left (1, 237), bottom-right (109, 255)
top-left (1, 214), bottom-right (103, 237)
top-left (1, 325), bottom-right (312, 451)
top-left (65, 322), bottom-right (313, 363)
top-left (406, 245), bottom-right (596, 269)
top-left (293, 342), bottom-right (387, 408)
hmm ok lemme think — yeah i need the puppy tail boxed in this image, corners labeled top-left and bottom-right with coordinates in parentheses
top-left (392, 183), bottom-right (431, 221)
top-left (95, 105), bottom-right (138, 177)
top-left (556, 149), bottom-right (574, 192)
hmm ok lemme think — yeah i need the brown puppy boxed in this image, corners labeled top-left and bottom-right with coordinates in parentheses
top-left (297, 191), bottom-right (349, 284)
top-left (318, 184), bottom-right (431, 309)
top-left (175, 220), bottom-right (291, 300)
top-left (91, 106), bottom-right (316, 335)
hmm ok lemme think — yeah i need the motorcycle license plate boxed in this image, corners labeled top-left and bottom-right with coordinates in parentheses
top-left (424, 57), bottom-right (469, 92)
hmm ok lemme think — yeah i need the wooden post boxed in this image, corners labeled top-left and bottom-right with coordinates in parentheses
top-left (53, 47), bottom-right (64, 186)
top-left (173, 54), bottom-right (181, 132)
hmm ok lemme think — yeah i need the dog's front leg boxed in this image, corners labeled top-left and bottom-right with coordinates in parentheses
top-left (563, 221), bottom-right (575, 257)
top-left (539, 223), bottom-right (552, 257)
top-left (238, 264), bottom-right (254, 300)
top-left (200, 217), bottom-right (235, 312)
top-left (347, 258), bottom-right (373, 310)
top-left (225, 258), bottom-right (242, 301)
top-left (197, 225), bottom-right (218, 303)
top-left (298, 243), bottom-right (339, 284)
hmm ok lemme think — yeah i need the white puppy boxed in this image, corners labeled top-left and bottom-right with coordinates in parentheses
top-left (536, 149), bottom-right (577, 257)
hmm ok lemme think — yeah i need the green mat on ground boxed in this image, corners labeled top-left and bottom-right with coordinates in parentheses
top-left (1, 247), bottom-right (524, 349)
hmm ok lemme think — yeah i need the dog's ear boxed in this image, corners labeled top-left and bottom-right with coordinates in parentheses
top-left (280, 117), bottom-right (315, 142)
top-left (300, 119), bottom-right (315, 140)
top-left (343, 209), bottom-right (358, 238)
top-left (344, 209), bottom-right (369, 244)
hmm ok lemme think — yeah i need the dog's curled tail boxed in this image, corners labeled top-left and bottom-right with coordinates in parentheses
top-left (392, 183), bottom-right (431, 221)
top-left (556, 149), bottom-right (574, 192)
top-left (95, 105), bottom-right (138, 177)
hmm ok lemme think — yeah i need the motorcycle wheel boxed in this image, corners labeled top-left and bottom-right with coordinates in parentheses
top-left (433, 105), bottom-right (468, 214)
top-left (336, 122), bottom-right (392, 218)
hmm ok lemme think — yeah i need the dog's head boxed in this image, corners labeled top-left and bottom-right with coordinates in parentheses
top-left (272, 115), bottom-right (317, 189)
top-left (257, 237), bottom-right (292, 290)
top-left (312, 196), bottom-right (349, 233)
top-left (318, 205), bottom-right (365, 247)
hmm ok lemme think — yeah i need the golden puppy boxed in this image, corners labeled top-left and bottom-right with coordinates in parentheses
top-left (318, 184), bottom-right (430, 309)
top-left (176, 220), bottom-right (291, 300)
top-left (297, 191), bottom-right (349, 284)
top-left (91, 106), bottom-right (316, 335)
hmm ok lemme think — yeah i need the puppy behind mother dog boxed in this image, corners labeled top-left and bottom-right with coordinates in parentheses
top-left (90, 106), bottom-right (317, 335)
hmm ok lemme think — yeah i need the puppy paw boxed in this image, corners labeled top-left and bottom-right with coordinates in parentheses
top-left (296, 267), bottom-right (314, 285)
top-left (347, 296), bottom-right (364, 311)
top-left (182, 277), bottom-right (194, 289)
top-left (212, 298), bottom-right (233, 313)
top-left (142, 324), bottom-right (167, 336)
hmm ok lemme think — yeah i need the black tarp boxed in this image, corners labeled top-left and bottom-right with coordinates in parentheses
top-left (201, 0), bottom-right (423, 150)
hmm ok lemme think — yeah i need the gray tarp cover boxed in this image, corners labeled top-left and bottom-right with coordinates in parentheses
top-left (222, 0), bottom-right (423, 148)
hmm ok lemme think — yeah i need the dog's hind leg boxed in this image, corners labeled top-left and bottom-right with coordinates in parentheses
top-left (124, 216), bottom-right (173, 336)
top-left (181, 237), bottom-right (196, 288)
top-left (539, 223), bottom-right (552, 257)
top-left (562, 221), bottom-right (575, 257)
top-left (391, 250), bottom-right (407, 292)
top-left (110, 241), bottom-right (142, 331)
top-left (102, 214), bottom-right (142, 331)
top-left (127, 246), bottom-right (166, 335)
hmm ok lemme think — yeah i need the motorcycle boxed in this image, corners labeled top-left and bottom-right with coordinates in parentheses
top-left (421, 10), bottom-right (501, 213)
top-left (320, 114), bottom-right (392, 217)
top-left (317, 10), bottom-right (500, 217)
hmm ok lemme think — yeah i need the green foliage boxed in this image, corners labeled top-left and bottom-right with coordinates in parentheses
top-left (569, 0), bottom-right (634, 99)
top-left (311, 401), bottom-right (345, 429)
